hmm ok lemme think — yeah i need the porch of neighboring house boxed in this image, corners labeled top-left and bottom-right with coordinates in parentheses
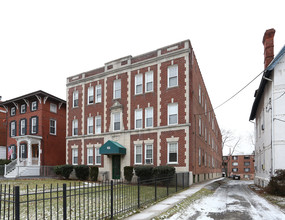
top-left (4, 135), bottom-right (42, 178)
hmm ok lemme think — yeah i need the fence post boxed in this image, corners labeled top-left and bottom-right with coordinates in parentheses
top-left (14, 186), bottom-right (20, 220)
top-left (63, 184), bottom-right (67, 220)
top-left (155, 177), bottom-right (157, 201)
top-left (111, 180), bottom-right (113, 219)
top-left (137, 177), bottom-right (140, 209)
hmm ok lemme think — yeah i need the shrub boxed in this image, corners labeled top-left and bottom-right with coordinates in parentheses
top-left (152, 166), bottom-right (176, 179)
top-left (124, 166), bottom-right (134, 182)
top-left (90, 166), bottom-right (99, 181)
top-left (75, 165), bottom-right (89, 180)
top-left (134, 166), bottom-right (154, 181)
top-left (265, 169), bottom-right (285, 196)
top-left (54, 165), bottom-right (73, 179)
top-left (0, 159), bottom-right (11, 165)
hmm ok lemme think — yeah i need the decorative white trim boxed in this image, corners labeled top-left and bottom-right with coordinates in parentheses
top-left (144, 138), bottom-right (154, 144)
top-left (87, 143), bottom-right (93, 148)
top-left (166, 136), bottom-right (179, 142)
top-left (71, 144), bottom-right (78, 149)
top-left (95, 143), bottom-right (102, 148)
top-left (134, 139), bottom-right (143, 145)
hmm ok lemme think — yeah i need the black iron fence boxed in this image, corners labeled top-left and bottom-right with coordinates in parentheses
top-left (0, 172), bottom-right (189, 220)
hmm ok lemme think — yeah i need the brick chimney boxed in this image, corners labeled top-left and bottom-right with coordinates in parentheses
top-left (263, 28), bottom-right (275, 69)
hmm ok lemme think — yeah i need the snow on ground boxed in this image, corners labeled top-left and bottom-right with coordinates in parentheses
top-left (168, 180), bottom-right (285, 220)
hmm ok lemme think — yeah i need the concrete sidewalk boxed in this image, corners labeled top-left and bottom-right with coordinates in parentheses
top-left (125, 177), bottom-right (224, 220)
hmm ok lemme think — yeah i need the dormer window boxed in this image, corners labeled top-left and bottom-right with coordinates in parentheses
top-left (11, 107), bottom-right (16, 116)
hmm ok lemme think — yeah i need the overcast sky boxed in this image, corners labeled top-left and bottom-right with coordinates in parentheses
top-left (1, 0), bottom-right (284, 155)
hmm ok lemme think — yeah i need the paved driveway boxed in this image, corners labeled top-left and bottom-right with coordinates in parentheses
top-left (168, 180), bottom-right (285, 220)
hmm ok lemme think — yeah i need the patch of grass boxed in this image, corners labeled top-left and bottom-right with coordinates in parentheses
top-left (154, 188), bottom-right (213, 219)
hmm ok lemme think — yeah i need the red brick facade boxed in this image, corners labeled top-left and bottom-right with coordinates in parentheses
top-left (1, 91), bottom-right (66, 166)
top-left (66, 40), bottom-right (222, 182)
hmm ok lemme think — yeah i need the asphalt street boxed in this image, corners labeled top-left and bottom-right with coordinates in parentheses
top-left (168, 180), bottom-right (285, 220)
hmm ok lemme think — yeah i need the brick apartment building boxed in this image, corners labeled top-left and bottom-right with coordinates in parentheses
top-left (222, 154), bottom-right (255, 179)
top-left (0, 97), bottom-right (7, 159)
top-left (0, 91), bottom-right (66, 177)
top-left (66, 40), bottom-right (222, 183)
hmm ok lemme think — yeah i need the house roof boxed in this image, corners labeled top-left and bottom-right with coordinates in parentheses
top-left (0, 90), bottom-right (66, 107)
top-left (249, 45), bottom-right (285, 120)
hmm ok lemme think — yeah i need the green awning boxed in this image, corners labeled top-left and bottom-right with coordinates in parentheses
top-left (99, 140), bottom-right (126, 155)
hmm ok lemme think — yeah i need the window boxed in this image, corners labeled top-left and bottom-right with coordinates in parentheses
top-left (244, 156), bottom-right (250, 160)
top-left (135, 74), bottom-right (143, 94)
top-left (232, 168), bottom-right (238, 172)
top-left (20, 119), bottom-right (26, 135)
top-left (31, 117), bottom-right (38, 134)
top-left (145, 71), bottom-right (153, 92)
top-left (31, 101), bottom-right (37, 111)
top-left (199, 85), bottom-right (201, 104)
top-left (95, 148), bottom-right (101, 165)
top-left (10, 121), bottom-right (16, 137)
top-left (135, 109), bottom-right (143, 129)
top-left (145, 144), bottom-right (153, 164)
top-left (167, 65), bottom-right (178, 87)
top-left (232, 156), bottom-right (238, 160)
top-left (95, 85), bottom-right (102, 103)
top-left (205, 100), bottom-right (207, 115)
top-left (113, 112), bottom-right (121, 131)
top-left (87, 117), bottom-right (93, 135)
top-left (21, 104), bottom-right (26, 114)
top-left (205, 127), bottom-right (207, 142)
top-left (88, 87), bottom-right (94, 104)
top-left (11, 107), bottom-right (16, 116)
top-left (244, 168), bottom-right (250, 173)
top-left (204, 152), bottom-right (207, 166)
top-left (135, 145), bottom-right (142, 164)
top-left (87, 148), bottom-right (93, 165)
top-left (168, 142), bottom-right (178, 164)
top-left (244, 162), bottom-right (250, 166)
top-left (50, 103), bottom-right (57, 113)
top-left (50, 119), bottom-right (56, 135)
top-left (73, 91), bottom-right (79, 107)
top-left (232, 162), bottom-right (238, 166)
top-left (113, 79), bottom-right (121, 99)
top-left (199, 116), bottom-right (202, 136)
top-left (95, 116), bottom-right (101, 134)
top-left (72, 148), bottom-right (78, 165)
top-left (72, 119), bottom-right (78, 136)
top-left (198, 147), bottom-right (201, 166)
top-left (168, 103), bottom-right (178, 125)
top-left (145, 107), bottom-right (153, 128)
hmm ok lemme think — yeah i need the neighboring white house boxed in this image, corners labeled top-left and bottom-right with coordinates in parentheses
top-left (249, 28), bottom-right (285, 187)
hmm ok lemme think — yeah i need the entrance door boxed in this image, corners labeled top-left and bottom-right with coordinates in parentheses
top-left (20, 144), bottom-right (27, 160)
top-left (112, 155), bottom-right (121, 179)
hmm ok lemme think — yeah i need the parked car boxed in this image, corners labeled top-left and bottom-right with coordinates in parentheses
top-left (233, 175), bottom-right (241, 180)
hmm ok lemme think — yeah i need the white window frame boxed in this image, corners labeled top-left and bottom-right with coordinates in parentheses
top-left (199, 116), bottom-right (202, 136)
top-left (113, 79), bottom-right (121, 99)
top-left (168, 103), bottom-right (178, 125)
top-left (20, 104), bottom-right (26, 114)
top-left (11, 121), bottom-right (16, 137)
top-left (20, 119), bottom-right (26, 135)
top-left (87, 147), bottom-right (93, 165)
top-left (87, 117), bottom-right (93, 135)
top-left (50, 119), bottom-right (56, 135)
top-left (95, 116), bottom-right (101, 134)
top-left (11, 107), bottom-right (16, 116)
top-left (199, 85), bottom-right (201, 104)
top-left (135, 145), bottom-right (142, 164)
top-left (145, 71), bottom-right (153, 92)
top-left (135, 74), bottom-right (143, 95)
top-left (135, 109), bottom-right (143, 129)
top-left (31, 117), bottom-right (37, 134)
top-left (50, 103), bottom-right (57, 113)
top-left (72, 119), bottom-right (78, 136)
top-left (167, 142), bottom-right (178, 164)
top-left (167, 65), bottom-right (178, 88)
top-left (232, 162), bottom-right (238, 166)
top-left (145, 144), bottom-right (153, 164)
top-left (72, 148), bottom-right (78, 165)
top-left (198, 147), bottom-right (201, 166)
top-left (244, 168), bottom-right (250, 173)
top-left (95, 84), bottom-right (102, 103)
top-left (232, 168), bottom-right (238, 172)
top-left (73, 91), bottom-right (79, 108)
top-left (145, 107), bottom-right (153, 128)
top-left (95, 148), bottom-right (101, 165)
top-left (31, 101), bottom-right (37, 111)
top-left (113, 112), bottom-right (121, 131)
top-left (88, 86), bottom-right (94, 105)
